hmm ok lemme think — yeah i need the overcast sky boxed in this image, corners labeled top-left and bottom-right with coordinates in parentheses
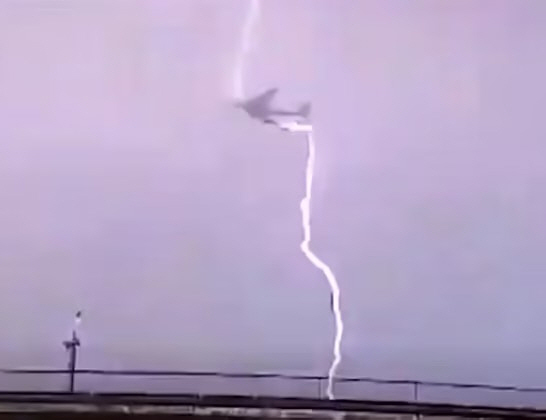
top-left (1, 0), bottom-right (546, 404)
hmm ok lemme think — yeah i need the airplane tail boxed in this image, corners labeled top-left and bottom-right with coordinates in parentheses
top-left (298, 102), bottom-right (311, 119)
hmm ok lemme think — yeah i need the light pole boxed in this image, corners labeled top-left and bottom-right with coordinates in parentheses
top-left (62, 311), bottom-right (82, 393)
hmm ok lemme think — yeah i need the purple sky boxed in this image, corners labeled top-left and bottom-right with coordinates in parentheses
top-left (1, 0), bottom-right (546, 402)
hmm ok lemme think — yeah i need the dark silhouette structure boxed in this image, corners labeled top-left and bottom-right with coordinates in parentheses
top-left (62, 311), bottom-right (82, 392)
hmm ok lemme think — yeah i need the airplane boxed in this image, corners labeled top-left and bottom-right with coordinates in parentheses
top-left (236, 88), bottom-right (311, 125)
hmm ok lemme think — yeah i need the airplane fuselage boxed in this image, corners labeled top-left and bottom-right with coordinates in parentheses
top-left (240, 106), bottom-right (303, 121)
top-left (236, 88), bottom-right (311, 129)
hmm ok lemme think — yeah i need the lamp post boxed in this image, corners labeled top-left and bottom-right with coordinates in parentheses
top-left (62, 311), bottom-right (82, 393)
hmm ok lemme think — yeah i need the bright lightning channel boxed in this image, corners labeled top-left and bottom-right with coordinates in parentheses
top-left (233, 0), bottom-right (261, 100)
top-left (233, 0), bottom-right (344, 400)
top-left (299, 130), bottom-right (344, 400)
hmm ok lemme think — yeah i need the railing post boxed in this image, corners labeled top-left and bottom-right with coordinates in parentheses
top-left (413, 381), bottom-right (419, 402)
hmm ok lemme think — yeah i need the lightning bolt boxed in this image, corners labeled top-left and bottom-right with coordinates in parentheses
top-left (233, 0), bottom-right (261, 99)
top-left (232, 0), bottom-right (344, 399)
top-left (299, 130), bottom-right (344, 399)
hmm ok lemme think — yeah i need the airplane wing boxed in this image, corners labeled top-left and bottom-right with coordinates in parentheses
top-left (246, 88), bottom-right (278, 109)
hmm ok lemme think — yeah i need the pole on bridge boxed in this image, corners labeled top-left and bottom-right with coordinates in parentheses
top-left (62, 311), bottom-right (82, 393)
top-left (412, 381), bottom-right (421, 420)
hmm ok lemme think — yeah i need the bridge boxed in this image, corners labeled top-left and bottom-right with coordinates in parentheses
top-left (0, 369), bottom-right (546, 419)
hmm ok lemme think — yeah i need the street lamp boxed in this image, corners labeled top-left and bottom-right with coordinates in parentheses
top-left (62, 311), bottom-right (82, 392)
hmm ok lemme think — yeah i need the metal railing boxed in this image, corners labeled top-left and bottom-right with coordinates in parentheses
top-left (1, 367), bottom-right (546, 407)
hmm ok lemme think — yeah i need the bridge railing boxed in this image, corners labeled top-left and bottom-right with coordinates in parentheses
top-left (1, 368), bottom-right (546, 409)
